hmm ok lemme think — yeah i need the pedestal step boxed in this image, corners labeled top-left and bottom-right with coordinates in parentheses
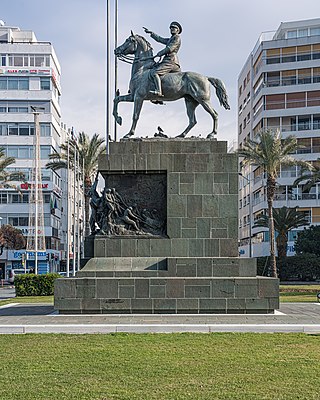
top-left (55, 275), bottom-right (279, 314)
top-left (76, 257), bottom-right (257, 278)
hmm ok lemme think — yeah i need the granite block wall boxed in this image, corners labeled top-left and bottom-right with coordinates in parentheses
top-left (95, 139), bottom-right (239, 258)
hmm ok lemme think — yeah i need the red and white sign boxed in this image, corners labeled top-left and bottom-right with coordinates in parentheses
top-left (20, 183), bottom-right (49, 190)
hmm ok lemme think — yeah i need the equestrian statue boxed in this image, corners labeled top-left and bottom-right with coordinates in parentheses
top-left (113, 21), bottom-right (230, 139)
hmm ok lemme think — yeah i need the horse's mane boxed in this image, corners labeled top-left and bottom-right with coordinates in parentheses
top-left (135, 34), bottom-right (153, 52)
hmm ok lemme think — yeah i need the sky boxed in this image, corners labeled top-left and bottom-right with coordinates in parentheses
top-left (2, 0), bottom-right (320, 146)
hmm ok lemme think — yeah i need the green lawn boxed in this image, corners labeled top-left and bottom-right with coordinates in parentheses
top-left (1, 333), bottom-right (320, 400)
top-left (280, 284), bottom-right (320, 303)
top-left (0, 296), bottom-right (53, 306)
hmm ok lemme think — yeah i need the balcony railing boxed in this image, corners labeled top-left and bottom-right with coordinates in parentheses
top-left (265, 76), bottom-right (320, 88)
top-left (274, 193), bottom-right (319, 201)
top-left (254, 50), bottom-right (320, 77)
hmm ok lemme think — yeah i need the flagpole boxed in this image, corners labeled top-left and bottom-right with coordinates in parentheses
top-left (106, 0), bottom-right (110, 155)
top-left (114, 0), bottom-right (118, 142)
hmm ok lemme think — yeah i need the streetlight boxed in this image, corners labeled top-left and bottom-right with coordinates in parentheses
top-left (29, 106), bottom-right (45, 274)
top-left (239, 172), bottom-right (253, 258)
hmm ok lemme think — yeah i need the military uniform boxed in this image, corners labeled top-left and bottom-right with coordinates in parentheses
top-left (147, 21), bottom-right (182, 96)
top-left (150, 31), bottom-right (181, 75)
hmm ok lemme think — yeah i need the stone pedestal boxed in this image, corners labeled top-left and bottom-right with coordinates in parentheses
top-left (55, 139), bottom-right (279, 314)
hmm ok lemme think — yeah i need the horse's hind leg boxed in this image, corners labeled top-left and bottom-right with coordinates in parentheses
top-left (176, 96), bottom-right (198, 138)
top-left (199, 99), bottom-right (218, 139)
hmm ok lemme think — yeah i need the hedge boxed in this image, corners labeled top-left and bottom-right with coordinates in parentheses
top-left (257, 253), bottom-right (320, 281)
top-left (14, 273), bottom-right (61, 296)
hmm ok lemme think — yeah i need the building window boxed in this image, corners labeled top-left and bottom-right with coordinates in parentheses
top-left (298, 116), bottom-right (311, 131)
top-left (282, 47), bottom-right (296, 63)
top-left (8, 194), bottom-right (29, 204)
top-left (8, 54), bottom-right (50, 67)
top-left (43, 194), bottom-right (50, 204)
top-left (40, 124), bottom-right (51, 137)
top-left (298, 68), bottom-right (311, 84)
top-left (42, 170), bottom-right (51, 181)
top-left (8, 216), bottom-right (29, 226)
top-left (287, 30), bottom-right (297, 39)
top-left (282, 70), bottom-right (296, 86)
top-left (287, 92), bottom-right (306, 108)
top-left (40, 146), bottom-right (51, 159)
top-left (311, 27), bottom-right (320, 36)
top-left (298, 29), bottom-right (308, 38)
top-left (0, 193), bottom-right (7, 204)
top-left (297, 45), bottom-right (311, 61)
top-left (266, 48), bottom-right (280, 64)
top-left (265, 94), bottom-right (285, 110)
top-left (0, 122), bottom-right (50, 136)
top-left (313, 115), bottom-right (320, 130)
top-left (40, 77), bottom-right (50, 90)
top-left (8, 217), bottom-right (19, 226)
top-left (266, 71), bottom-right (280, 87)
top-left (307, 91), bottom-right (320, 107)
top-left (0, 77), bottom-right (29, 90)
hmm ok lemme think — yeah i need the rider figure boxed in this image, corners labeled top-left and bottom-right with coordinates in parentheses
top-left (143, 21), bottom-right (182, 97)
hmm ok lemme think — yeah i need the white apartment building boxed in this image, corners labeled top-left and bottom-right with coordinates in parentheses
top-left (0, 23), bottom-right (72, 277)
top-left (238, 18), bottom-right (320, 257)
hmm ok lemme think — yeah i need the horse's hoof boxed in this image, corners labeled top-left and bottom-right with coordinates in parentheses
top-left (206, 132), bottom-right (217, 139)
top-left (175, 133), bottom-right (186, 138)
top-left (123, 132), bottom-right (134, 139)
top-left (116, 116), bottom-right (122, 126)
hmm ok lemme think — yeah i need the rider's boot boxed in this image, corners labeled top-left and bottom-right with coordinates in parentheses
top-left (149, 73), bottom-right (163, 97)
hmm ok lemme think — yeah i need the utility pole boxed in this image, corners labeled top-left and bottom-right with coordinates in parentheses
top-left (72, 140), bottom-right (77, 277)
top-left (66, 134), bottom-right (70, 277)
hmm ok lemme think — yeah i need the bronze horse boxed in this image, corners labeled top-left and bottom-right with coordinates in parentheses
top-left (113, 32), bottom-right (230, 139)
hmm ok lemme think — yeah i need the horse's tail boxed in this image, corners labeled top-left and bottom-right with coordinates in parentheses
top-left (208, 77), bottom-right (230, 110)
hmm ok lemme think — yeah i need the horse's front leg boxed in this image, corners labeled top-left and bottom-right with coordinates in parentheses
top-left (113, 93), bottom-right (133, 126)
top-left (123, 96), bottom-right (144, 139)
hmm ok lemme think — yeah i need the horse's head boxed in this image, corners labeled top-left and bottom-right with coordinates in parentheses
top-left (114, 31), bottom-right (153, 58)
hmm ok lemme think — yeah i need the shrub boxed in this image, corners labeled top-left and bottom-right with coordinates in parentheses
top-left (257, 254), bottom-right (320, 281)
top-left (294, 225), bottom-right (320, 256)
top-left (14, 273), bottom-right (61, 297)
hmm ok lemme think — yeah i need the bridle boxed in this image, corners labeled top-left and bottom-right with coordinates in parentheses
top-left (115, 36), bottom-right (155, 65)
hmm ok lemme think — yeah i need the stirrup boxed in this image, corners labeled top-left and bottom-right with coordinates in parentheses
top-left (149, 90), bottom-right (164, 97)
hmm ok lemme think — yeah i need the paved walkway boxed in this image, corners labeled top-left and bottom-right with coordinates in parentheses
top-left (0, 301), bottom-right (320, 334)
top-left (0, 286), bottom-right (15, 300)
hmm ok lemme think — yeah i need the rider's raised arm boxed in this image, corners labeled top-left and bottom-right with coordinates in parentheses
top-left (150, 32), bottom-right (169, 45)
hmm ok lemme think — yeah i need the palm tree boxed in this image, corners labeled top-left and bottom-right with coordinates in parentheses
top-left (0, 146), bottom-right (21, 183)
top-left (253, 207), bottom-right (309, 259)
top-left (237, 129), bottom-right (312, 278)
top-left (46, 132), bottom-right (105, 236)
top-left (293, 159), bottom-right (320, 190)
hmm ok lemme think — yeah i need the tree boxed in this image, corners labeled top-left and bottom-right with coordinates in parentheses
top-left (253, 207), bottom-right (309, 260)
top-left (0, 224), bottom-right (26, 255)
top-left (293, 159), bottom-right (320, 190)
top-left (0, 146), bottom-right (23, 184)
top-left (46, 132), bottom-right (105, 236)
top-left (237, 129), bottom-right (312, 278)
top-left (294, 225), bottom-right (320, 256)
